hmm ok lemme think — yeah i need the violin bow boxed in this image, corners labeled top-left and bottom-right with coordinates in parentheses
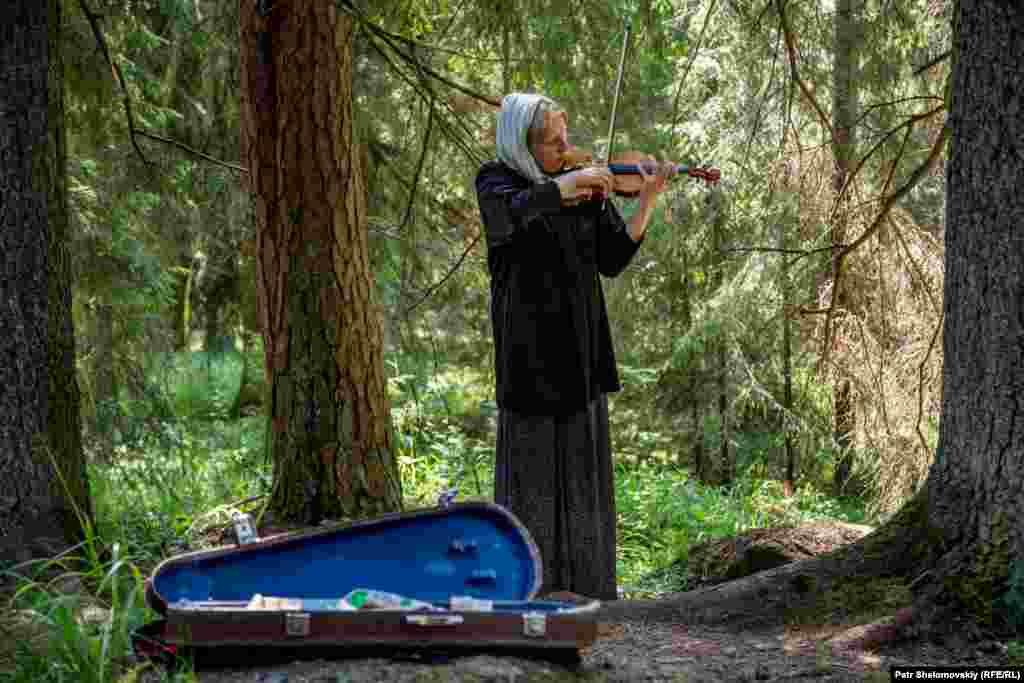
top-left (605, 19), bottom-right (632, 166)
top-left (603, 18), bottom-right (720, 188)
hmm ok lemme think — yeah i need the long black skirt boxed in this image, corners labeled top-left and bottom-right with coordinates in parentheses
top-left (494, 394), bottom-right (617, 601)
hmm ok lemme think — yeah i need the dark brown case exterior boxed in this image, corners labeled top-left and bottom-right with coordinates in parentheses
top-left (161, 602), bottom-right (599, 651)
top-left (144, 503), bottom-right (600, 656)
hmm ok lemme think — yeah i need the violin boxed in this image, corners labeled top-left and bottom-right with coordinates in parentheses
top-left (557, 145), bottom-right (721, 206)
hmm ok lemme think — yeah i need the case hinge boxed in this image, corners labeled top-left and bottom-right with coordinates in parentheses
top-left (285, 612), bottom-right (311, 637)
top-left (523, 611), bottom-right (547, 638)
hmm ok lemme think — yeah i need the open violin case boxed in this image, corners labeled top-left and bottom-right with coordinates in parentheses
top-left (136, 502), bottom-right (600, 666)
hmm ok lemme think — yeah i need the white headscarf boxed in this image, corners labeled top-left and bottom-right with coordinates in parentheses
top-left (495, 93), bottom-right (559, 184)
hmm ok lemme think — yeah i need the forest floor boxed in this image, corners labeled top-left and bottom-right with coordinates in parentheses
top-left (123, 517), bottom-right (1020, 681)
top-left (131, 594), bottom-right (1017, 683)
top-left (6, 517), bottom-right (1017, 681)
top-left (130, 552), bottom-right (1017, 683)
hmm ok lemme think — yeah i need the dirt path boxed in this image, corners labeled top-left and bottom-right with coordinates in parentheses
top-left (134, 610), bottom-right (1015, 683)
top-left (131, 519), bottom-right (1017, 681)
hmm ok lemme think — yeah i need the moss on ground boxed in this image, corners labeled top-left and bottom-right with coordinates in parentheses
top-left (785, 575), bottom-right (914, 627)
top-left (944, 511), bottom-right (1012, 629)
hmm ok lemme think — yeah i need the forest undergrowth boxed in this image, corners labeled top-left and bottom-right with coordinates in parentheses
top-left (2, 355), bottom-right (1020, 682)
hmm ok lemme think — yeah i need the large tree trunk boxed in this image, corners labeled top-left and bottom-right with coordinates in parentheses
top-left (830, 0), bottom-right (859, 497)
top-left (918, 0), bottom-right (1024, 632)
top-left (0, 0), bottom-right (91, 564)
top-left (240, 0), bottom-right (401, 523)
top-left (603, 0), bottom-right (1023, 640)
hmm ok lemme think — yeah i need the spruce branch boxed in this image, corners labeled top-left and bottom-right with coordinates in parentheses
top-left (76, 0), bottom-right (151, 167)
top-left (820, 122), bottom-right (949, 370)
top-left (777, 0), bottom-right (835, 143)
top-left (337, 0), bottom-right (502, 109)
top-left (76, 0), bottom-right (248, 174)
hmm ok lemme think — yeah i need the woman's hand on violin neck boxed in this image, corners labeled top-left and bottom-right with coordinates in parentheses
top-left (637, 159), bottom-right (676, 203)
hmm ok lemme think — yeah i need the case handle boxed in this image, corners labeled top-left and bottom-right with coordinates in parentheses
top-left (405, 614), bottom-right (464, 627)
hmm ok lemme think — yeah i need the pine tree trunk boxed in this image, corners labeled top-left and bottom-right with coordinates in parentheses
top-left (0, 0), bottom-right (91, 563)
top-left (708, 188), bottom-right (731, 484)
top-left (831, 0), bottom-right (859, 497)
top-left (918, 0), bottom-right (1024, 631)
top-left (778, 197), bottom-right (797, 496)
top-left (241, 0), bottom-right (401, 523)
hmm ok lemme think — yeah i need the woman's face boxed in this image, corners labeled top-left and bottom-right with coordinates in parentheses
top-left (531, 112), bottom-right (570, 174)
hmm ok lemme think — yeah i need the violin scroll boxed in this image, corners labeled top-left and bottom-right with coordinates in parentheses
top-left (684, 165), bottom-right (721, 186)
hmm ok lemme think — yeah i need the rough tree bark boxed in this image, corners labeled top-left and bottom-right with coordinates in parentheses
top-left (830, 0), bottom-right (859, 497)
top-left (240, 0), bottom-right (401, 523)
top-left (0, 0), bottom-right (92, 564)
top-left (778, 193), bottom-right (797, 496)
top-left (708, 187), bottom-right (731, 484)
top-left (913, 0), bottom-right (1023, 632)
top-left (604, 0), bottom-right (1023, 639)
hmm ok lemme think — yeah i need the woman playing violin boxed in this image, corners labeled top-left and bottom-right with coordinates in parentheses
top-left (474, 93), bottom-right (674, 600)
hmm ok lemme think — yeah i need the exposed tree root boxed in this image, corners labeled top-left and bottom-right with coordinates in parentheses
top-left (826, 607), bottom-right (917, 654)
top-left (599, 487), bottom-right (1014, 654)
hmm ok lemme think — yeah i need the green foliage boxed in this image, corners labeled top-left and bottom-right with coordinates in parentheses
top-left (1008, 640), bottom-right (1024, 667)
top-left (615, 460), bottom-right (867, 596)
top-left (388, 358), bottom-right (494, 505)
top-left (1000, 560), bottom-right (1024, 634)
top-left (1, 534), bottom-right (151, 683)
top-left (91, 416), bottom-right (266, 560)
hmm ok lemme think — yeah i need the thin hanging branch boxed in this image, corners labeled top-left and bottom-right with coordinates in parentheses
top-left (338, 0), bottom-right (501, 109)
top-left (724, 244), bottom-right (846, 258)
top-left (776, 0), bottom-right (835, 143)
top-left (915, 310), bottom-right (943, 457)
top-left (135, 130), bottom-right (248, 173)
top-left (818, 123), bottom-right (949, 368)
top-left (76, 0), bottom-right (248, 174)
top-left (77, 0), bottom-right (151, 167)
top-left (670, 0), bottom-right (720, 148)
top-left (405, 234), bottom-right (482, 315)
top-left (399, 104), bottom-right (436, 234)
top-left (913, 50), bottom-right (951, 77)
top-left (829, 103), bottom-right (945, 224)
top-left (740, 20), bottom-right (782, 169)
top-left (362, 31), bottom-right (485, 166)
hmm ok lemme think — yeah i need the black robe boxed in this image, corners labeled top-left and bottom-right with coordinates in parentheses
top-left (475, 161), bottom-right (644, 600)
top-left (475, 161), bottom-right (642, 416)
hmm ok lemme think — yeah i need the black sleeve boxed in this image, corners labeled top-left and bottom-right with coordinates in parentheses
top-left (596, 199), bottom-right (643, 277)
top-left (476, 171), bottom-right (563, 249)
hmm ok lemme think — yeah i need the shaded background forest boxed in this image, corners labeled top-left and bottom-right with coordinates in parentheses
top-left (65, 0), bottom-right (949, 591)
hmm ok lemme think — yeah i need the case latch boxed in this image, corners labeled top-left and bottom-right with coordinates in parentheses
top-left (285, 612), bottom-right (311, 637)
top-left (232, 512), bottom-right (259, 546)
top-left (523, 611), bottom-right (547, 638)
